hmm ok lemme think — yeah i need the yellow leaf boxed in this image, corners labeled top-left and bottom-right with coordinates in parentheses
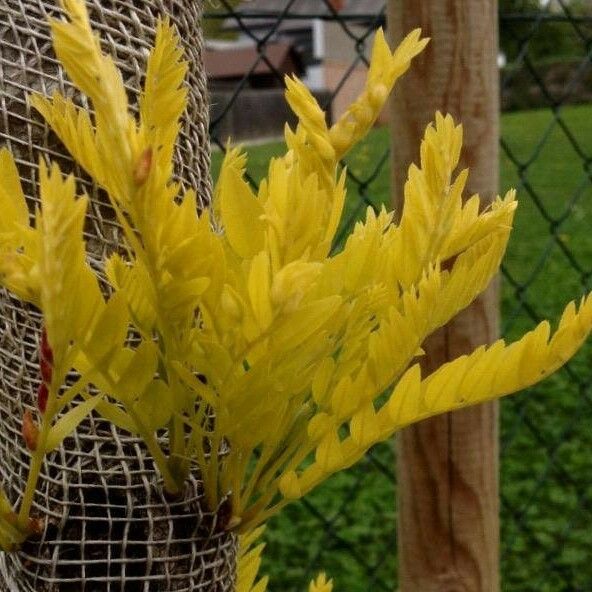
top-left (307, 412), bottom-right (334, 442)
top-left (315, 430), bottom-right (344, 473)
top-left (105, 254), bottom-right (157, 334)
top-left (272, 296), bottom-right (340, 351)
top-left (94, 400), bottom-right (137, 434)
top-left (309, 572), bottom-right (334, 592)
top-left (0, 149), bottom-right (29, 230)
top-left (82, 293), bottom-right (129, 366)
top-left (248, 252), bottom-right (273, 331)
top-left (51, 0), bottom-right (129, 129)
top-left (278, 471), bottom-right (302, 500)
top-left (218, 151), bottom-right (265, 259)
top-left (0, 489), bottom-right (29, 551)
top-left (284, 76), bottom-right (331, 158)
top-left (37, 161), bottom-right (104, 374)
top-left (45, 395), bottom-right (102, 451)
top-left (392, 115), bottom-right (516, 291)
top-left (312, 358), bottom-right (335, 405)
top-left (140, 18), bottom-right (188, 171)
top-left (329, 27), bottom-right (428, 159)
top-left (384, 364), bottom-right (422, 427)
top-left (270, 261), bottom-right (322, 308)
top-left (237, 527), bottom-right (268, 592)
top-left (113, 341), bottom-right (159, 403)
top-left (134, 381), bottom-right (173, 431)
top-left (330, 375), bottom-right (355, 419)
top-left (30, 93), bottom-right (101, 185)
top-left (381, 294), bottom-right (592, 433)
top-left (349, 403), bottom-right (379, 447)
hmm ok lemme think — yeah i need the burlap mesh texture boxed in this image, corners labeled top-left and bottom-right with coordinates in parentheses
top-left (0, 1), bottom-right (237, 590)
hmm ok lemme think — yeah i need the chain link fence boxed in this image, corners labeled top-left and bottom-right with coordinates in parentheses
top-left (204, 1), bottom-right (592, 590)
top-left (500, 3), bottom-right (592, 591)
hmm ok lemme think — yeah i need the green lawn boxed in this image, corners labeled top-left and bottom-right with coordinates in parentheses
top-left (212, 104), bottom-right (592, 592)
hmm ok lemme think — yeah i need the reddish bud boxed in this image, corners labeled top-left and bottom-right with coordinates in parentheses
top-left (27, 516), bottom-right (44, 537)
top-left (37, 383), bottom-right (49, 414)
top-left (22, 411), bottom-right (39, 451)
top-left (40, 328), bottom-right (53, 365)
top-left (40, 358), bottom-right (52, 385)
top-left (133, 147), bottom-right (153, 186)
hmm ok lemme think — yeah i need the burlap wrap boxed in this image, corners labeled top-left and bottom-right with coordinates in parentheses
top-left (0, 1), bottom-right (237, 589)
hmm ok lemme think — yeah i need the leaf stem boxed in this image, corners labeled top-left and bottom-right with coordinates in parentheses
top-left (128, 408), bottom-right (182, 495)
top-left (17, 383), bottom-right (58, 529)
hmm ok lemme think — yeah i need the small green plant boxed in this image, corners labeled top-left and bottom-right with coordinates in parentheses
top-left (0, 1), bottom-right (591, 589)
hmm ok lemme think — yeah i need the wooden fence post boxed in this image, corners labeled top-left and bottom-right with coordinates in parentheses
top-left (387, 1), bottom-right (500, 591)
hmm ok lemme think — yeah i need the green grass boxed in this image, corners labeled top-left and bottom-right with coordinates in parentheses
top-left (499, 106), bottom-right (592, 592)
top-left (212, 104), bottom-right (592, 591)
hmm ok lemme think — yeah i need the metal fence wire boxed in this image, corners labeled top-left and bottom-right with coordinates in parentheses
top-left (204, 2), bottom-right (592, 591)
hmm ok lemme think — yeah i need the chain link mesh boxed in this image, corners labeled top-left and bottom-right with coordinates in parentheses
top-left (0, 1), bottom-right (237, 590)
top-left (500, 3), bottom-right (592, 590)
top-left (204, 1), bottom-right (592, 590)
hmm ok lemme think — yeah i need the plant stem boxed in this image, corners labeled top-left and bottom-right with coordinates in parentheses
top-left (17, 452), bottom-right (43, 529)
top-left (128, 408), bottom-right (182, 495)
top-left (242, 498), bottom-right (291, 532)
top-left (17, 385), bottom-right (57, 529)
top-left (238, 488), bottom-right (279, 530)
top-left (205, 434), bottom-right (222, 511)
top-left (167, 370), bottom-right (188, 481)
top-left (241, 440), bottom-right (308, 504)
top-left (237, 440), bottom-right (315, 530)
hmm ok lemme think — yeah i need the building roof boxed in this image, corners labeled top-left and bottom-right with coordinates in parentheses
top-left (205, 42), bottom-right (303, 81)
top-left (235, 0), bottom-right (384, 17)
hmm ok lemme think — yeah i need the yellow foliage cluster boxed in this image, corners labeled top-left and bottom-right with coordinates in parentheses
top-left (0, 0), bottom-right (591, 573)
